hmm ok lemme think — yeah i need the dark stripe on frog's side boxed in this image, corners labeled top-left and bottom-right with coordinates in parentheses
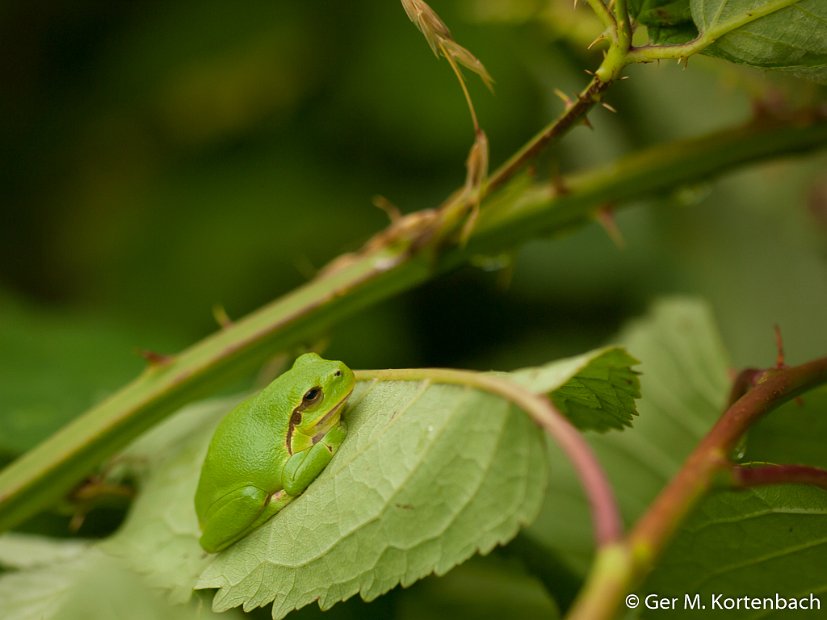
top-left (285, 387), bottom-right (323, 455)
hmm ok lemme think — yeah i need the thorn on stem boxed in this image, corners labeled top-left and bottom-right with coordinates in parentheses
top-left (588, 34), bottom-right (607, 50)
top-left (373, 195), bottom-right (402, 224)
top-left (553, 88), bottom-right (573, 110)
top-left (595, 205), bottom-right (625, 248)
top-left (774, 324), bottom-right (787, 369)
top-left (69, 512), bottom-right (86, 533)
top-left (138, 349), bottom-right (173, 367)
top-left (601, 101), bottom-right (618, 113)
top-left (212, 305), bottom-right (233, 329)
top-left (459, 128), bottom-right (489, 245)
top-left (550, 165), bottom-right (569, 196)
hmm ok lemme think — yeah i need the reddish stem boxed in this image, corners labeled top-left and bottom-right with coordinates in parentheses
top-left (732, 463), bottom-right (827, 491)
top-left (566, 356), bottom-right (827, 620)
top-left (628, 357), bottom-right (827, 570)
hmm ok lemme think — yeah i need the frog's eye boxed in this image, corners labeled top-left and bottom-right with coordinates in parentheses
top-left (303, 387), bottom-right (322, 405)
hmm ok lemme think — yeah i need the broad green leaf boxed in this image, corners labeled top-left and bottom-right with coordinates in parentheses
top-left (692, 0), bottom-right (827, 82)
top-left (197, 379), bottom-right (548, 617)
top-left (631, 0), bottom-right (694, 24)
top-left (191, 349), bottom-right (636, 617)
top-left (631, 0), bottom-right (827, 79)
top-left (0, 347), bottom-right (638, 619)
top-left (514, 347), bottom-right (641, 432)
top-left (0, 535), bottom-right (238, 620)
top-left (632, 0), bottom-right (699, 44)
top-left (640, 485), bottom-right (827, 618)
top-left (526, 298), bottom-right (731, 574)
top-left (0, 532), bottom-right (90, 570)
top-left (0, 539), bottom-right (102, 620)
top-left (102, 398), bottom-right (237, 604)
top-left (87, 347), bottom-right (639, 617)
top-left (745, 387), bottom-right (827, 469)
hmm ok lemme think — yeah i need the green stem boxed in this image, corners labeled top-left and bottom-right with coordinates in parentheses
top-left (595, 0), bottom-right (631, 83)
top-left (472, 113), bottom-right (827, 254)
top-left (484, 75), bottom-right (607, 195)
top-left (484, 0), bottom-right (631, 194)
top-left (355, 368), bottom-right (623, 545)
top-left (625, 0), bottom-right (801, 64)
top-left (566, 544), bottom-right (635, 620)
top-left (0, 112), bottom-right (825, 535)
top-left (613, 0), bottom-right (631, 47)
top-left (585, 0), bottom-right (617, 35)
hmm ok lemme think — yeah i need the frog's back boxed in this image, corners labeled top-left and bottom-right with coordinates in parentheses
top-left (195, 388), bottom-right (290, 517)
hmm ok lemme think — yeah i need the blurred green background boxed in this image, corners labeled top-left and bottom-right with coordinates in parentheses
top-left (1, 2), bottom-right (826, 618)
top-left (1, 0), bottom-right (826, 463)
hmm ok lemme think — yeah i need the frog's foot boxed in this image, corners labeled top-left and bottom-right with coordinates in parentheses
top-left (265, 489), bottom-right (294, 514)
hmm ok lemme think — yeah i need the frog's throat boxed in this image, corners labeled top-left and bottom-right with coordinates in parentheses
top-left (311, 394), bottom-right (349, 444)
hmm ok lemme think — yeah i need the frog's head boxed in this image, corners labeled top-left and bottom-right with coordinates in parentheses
top-left (286, 353), bottom-right (355, 453)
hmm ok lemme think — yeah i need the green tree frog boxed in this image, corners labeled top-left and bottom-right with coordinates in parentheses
top-left (194, 353), bottom-right (354, 552)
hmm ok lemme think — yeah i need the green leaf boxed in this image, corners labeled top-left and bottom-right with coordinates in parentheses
top-left (551, 349), bottom-right (640, 432)
top-left (633, 0), bottom-right (699, 44)
top-left (0, 532), bottom-right (91, 570)
top-left (0, 534), bottom-right (238, 620)
top-left (632, 0), bottom-right (693, 23)
top-left (197, 378), bottom-right (549, 617)
top-left (95, 347), bottom-right (639, 617)
top-left (102, 398), bottom-right (236, 604)
top-left (511, 347), bottom-right (641, 432)
top-left (0, 536), bottom-right (101, 620)
top-left (744, 386), bottom-right (827, 469)
top-left (526, 298), bottom-right (731, 574)
top-left (640, 485), bottom-right (827, 618)
top-left (692, 0), bottom-right (827, 83)
top-left (0, 347), bottom-right (637, 618)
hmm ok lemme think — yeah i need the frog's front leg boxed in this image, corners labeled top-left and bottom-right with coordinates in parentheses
top-left (282, 423), bottom-right (347, 496)
top-left (199, 485), bottom-right (292, 553)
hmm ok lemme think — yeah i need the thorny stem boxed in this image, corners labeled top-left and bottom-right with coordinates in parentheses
top-left (354, 368), bottom-right (624, 546)
top-left (485, 0), bottom-right (636, 194)
top-left (485, 76), bottom-right (607, 195)
top-left (0, 0), bottom-right (824, 542)
top-left (497, 0), bottom-right (800, 190)
top-left (0, 110), bottom-right (825, 535)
